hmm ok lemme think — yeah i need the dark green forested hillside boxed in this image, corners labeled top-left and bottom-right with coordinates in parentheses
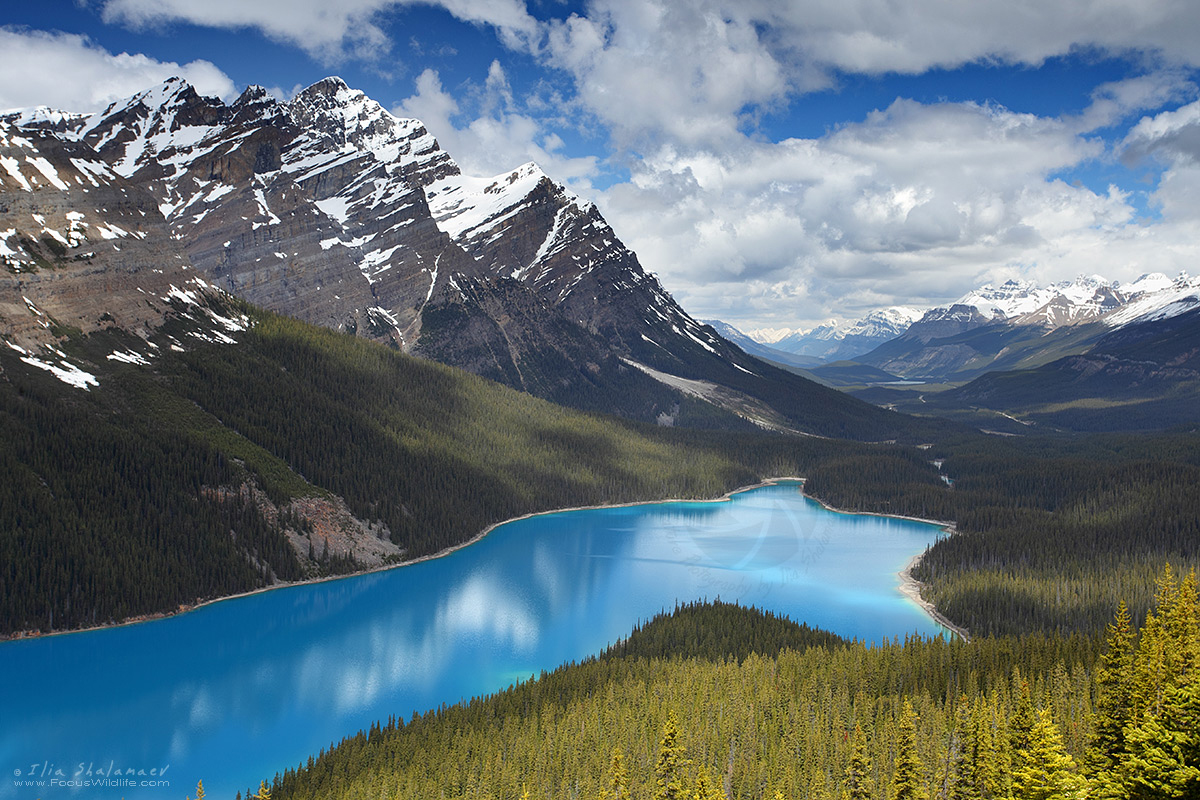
top-left (804, 432), bottom-right (1200, 636)
top-left (264, 571), bottom-right (1200, 800)
top-left (601, 600), bottom-right (847, 663)
top-left (911, 434), bottom-right (1200, 637)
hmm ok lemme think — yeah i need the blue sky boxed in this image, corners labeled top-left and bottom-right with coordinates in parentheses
top-left (4, 1), bottom-right (1200, 331)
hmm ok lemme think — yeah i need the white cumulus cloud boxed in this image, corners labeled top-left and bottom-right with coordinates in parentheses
top-left (520, 0), bottom-right (1200, 327)
top-left (100, 0), bottom-right (540, 63)
top-left (598, 97), bottom-right (1200, 328)
top-left (0, 28), bottom-right (235, 113)
top-left (394, 63), bottom-right (598, 188)
top-left (540, 0), bottom-right (1200, 153)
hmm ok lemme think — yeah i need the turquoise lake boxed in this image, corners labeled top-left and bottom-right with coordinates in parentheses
top-left (0, 481), bottom-right (947, 800)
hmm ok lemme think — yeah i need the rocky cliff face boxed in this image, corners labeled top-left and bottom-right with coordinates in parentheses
top-left (72, 78), bottom-right (470, 345)
top-left (420, 159), bottom-right (740, 379)
top-left (0, 119), bottom-right (207, 353)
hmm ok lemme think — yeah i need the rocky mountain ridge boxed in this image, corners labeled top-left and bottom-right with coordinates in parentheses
top-left (3, 76), bottom-right (921, 440)
top-left (739, 273), bottom-right (1199, 376)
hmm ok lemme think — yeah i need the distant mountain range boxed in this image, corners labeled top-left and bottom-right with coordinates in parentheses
top-left (856, 272), bottom-right (1199, 383)
top-left (731, 308), bottom-right (923, 363)
top-left (718, 272), bottom-right (1200, 431)
top-left (730, 273), bottom-right (1198, 372)
top-left (923, 304), bottom-right (1200, 432)
top-left (845, 273), bottom-right (1200, 431)
top-left (766, 307), bottom-right (925, 363)
top-left (702, 320), bottom-right (909, 388)
top-left (1, 76), bottom-right (931, 441)
top-left (700, 320), bottom-right (823, 369)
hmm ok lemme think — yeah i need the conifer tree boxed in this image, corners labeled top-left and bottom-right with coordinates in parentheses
top-left (893, 700), bottom-right (929, 800)
top-left (655, 712), bottom-right (687, 800)
top-left (254, 780), bottom-right (271, 800)
top-left (1129, 565), bottom-right (1185, 720)
top-left (844, 724), bottom-right (872, 800)
top-left (602, 748), bottom-right (630, 800)
top-left (1087, 601), bottom-right (1136, 798)
top-left (1010, 708), bottom-right (1085, 800)
top-left (809, 764), bottom-right (831, 800)
top-left (1121, 709), bottom-right (1200, 800)
top-left (693, 770), bottom-right (723, 800)
top-left (940, 696), bottom-right (972, 800)
top-left (1009, 677), bottom-right (1035, 760)
top-left (970, 696), bottom-right (1007, 800)
top-left (1116, 567), bottom-right (1200, 799)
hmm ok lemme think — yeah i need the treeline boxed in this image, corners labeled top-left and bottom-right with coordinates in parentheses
top-left (267, 586), bottom-right (1200, 800)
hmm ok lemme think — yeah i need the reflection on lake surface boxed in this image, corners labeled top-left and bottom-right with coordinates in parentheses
top-left (0, 481), bottom-right (946, 800)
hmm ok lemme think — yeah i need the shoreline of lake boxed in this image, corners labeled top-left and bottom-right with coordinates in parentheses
top-left (1, 476), bottom-right (962, 643)
top-left (796, 489), bottom-right (967, 641)
top-left (897, 552), bottom-right (970, 641)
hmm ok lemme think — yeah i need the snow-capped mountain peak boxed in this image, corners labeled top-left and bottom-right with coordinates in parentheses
top-left (1120, 272), bottom-right (1175, 295)
top-left (902, 270), bottom-right (1200, 336)
top-left (950, 274), bottom-right (1125, 327)
top-left (955, 278), bottom-right (1045, 319)
top-left (80, 77), bottom-right (227, 179)
top-left (768, 307), bottom-right (922, 361)
top-left (285, 77), bottom-right (456, 186)
top-left (2, 106), bottom-right (90, 136)
top-left (426, 162), bottom-right (558, 241)
top-left (425, 159), bottom-right (626, 302)
top-left (1103, 272), bottom-right (1200, 328)
top-left (744, 327), bottom-right (799, 344)
top-left (845, 307), bottom-right (924, 337)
